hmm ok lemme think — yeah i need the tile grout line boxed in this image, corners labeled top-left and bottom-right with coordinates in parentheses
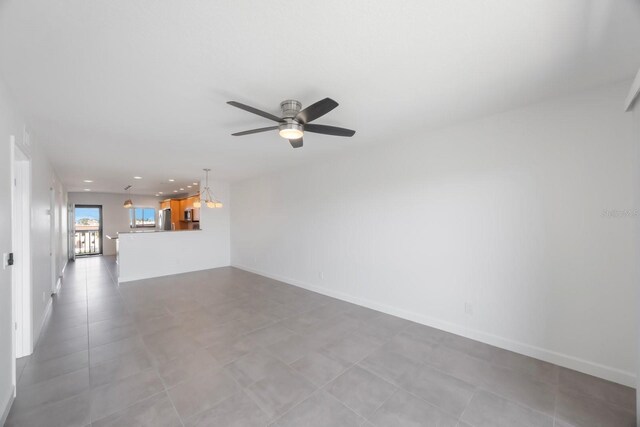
top-left (89, 389), bottom-right (169, 426)
top-left (83, 262), bottom-right (94, 425)
top-left (474, 386), bottom-right (556, 422)
top-left (173, 360), bottom-right (254, 425)
top-left (264, 388), bottom-right (322, 426)
top-left (552, 386), bottom-right (559, 426)
top-left (454, 385), bottom-right (477, 427)
top-left (364, 387), bottom-right (400, 426)
top-left (354, 360), bottom-right (464, 423)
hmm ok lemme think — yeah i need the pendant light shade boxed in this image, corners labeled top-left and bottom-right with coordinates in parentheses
top-left (123, 185), bottom-right (133, 208)
top-left (200, 169), bottom-right (223, 209)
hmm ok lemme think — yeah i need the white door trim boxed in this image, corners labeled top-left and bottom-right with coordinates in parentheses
top-left (50, 186), bottom-right (58, 294)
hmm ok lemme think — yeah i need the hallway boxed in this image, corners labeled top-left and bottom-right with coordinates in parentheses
top-left (5, 257), bottom-right (637, 426)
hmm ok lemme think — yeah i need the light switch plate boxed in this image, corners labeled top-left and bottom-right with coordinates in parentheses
top-left (2, 253), bottom-right (8, 270)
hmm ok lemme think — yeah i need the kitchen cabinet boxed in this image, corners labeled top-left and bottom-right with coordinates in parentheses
top-left (159, 195), bottom-right (201, 230)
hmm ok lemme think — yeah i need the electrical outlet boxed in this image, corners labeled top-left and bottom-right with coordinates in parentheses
top-left (464, 302), bottom-right (473, 316)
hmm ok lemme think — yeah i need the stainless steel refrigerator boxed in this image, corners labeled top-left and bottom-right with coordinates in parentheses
top-left (158, 208), bottom-right (172, 230)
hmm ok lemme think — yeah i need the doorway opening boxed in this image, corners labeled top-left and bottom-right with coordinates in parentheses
top-left (74, 205), bottom-right (103, 256)
top-left (11, 136), bottom-right (33, 368)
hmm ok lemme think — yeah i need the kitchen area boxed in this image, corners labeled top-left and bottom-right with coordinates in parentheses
top-left (114, 191), bottom-right (227, 283)
top-left (69, 180), bottom-right (230, 284)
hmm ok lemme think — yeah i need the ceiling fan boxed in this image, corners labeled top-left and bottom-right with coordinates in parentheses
top-left (227, 98), bottom-right (356, 148)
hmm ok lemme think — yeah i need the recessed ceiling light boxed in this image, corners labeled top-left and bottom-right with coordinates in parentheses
top-left (83, 179), bottom-right (93, 183)
top-left (155, 194), bottom-right (159, 196)
top-left (192, 182), bottom-right (198, 185)
top-left (158, 191), bottom-right (163, 194)
top-left (84, 188), bottom-right (91, 191)
top-left (173, 190), bottom-right (178, 193)
top-left (187, 185), bottom-right (192, 188)
top-left (179, 188), bottom-right (184, 191)
top-left (133, 176), bottom-right (142, 180)
top-left (168, 179), bottom-right (175, 182)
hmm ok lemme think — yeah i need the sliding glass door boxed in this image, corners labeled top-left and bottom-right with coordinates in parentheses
top-left (74, 205), bottom-right (103, 256)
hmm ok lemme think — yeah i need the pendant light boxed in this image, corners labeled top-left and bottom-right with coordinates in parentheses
top-left (196, 168), bottom-right (223, 209)
top-left (123, 185), bottom-right (133, 208)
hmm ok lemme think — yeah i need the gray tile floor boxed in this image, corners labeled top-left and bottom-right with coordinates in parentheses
top-left (6, 256), bottom-right (636, 427)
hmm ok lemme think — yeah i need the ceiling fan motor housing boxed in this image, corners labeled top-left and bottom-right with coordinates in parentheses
top-left (280, 100), bottom-right (302, 119)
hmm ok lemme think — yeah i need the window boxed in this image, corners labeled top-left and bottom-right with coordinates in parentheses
top-left (130, 207), bottom-right (156, 228)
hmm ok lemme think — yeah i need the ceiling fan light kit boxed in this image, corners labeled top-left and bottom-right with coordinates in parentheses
top-left (278, 119), bottom-right (304, 139)
top-left (227, 97), bottom-right (355, 148)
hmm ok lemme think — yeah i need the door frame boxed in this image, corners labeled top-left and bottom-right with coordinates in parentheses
top-left (74, 204), bottom-right (103, 256)
top-left (68, 202), bottom-right (76, 262)
top-left (49, 186), bottom-right (58, 294)
top-left (10, 136), bottom-right (33, 367)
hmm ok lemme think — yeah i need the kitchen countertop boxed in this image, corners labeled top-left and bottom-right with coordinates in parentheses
top-left (117, 229), bottom-right (202, 234)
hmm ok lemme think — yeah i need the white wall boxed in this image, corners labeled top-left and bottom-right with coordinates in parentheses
top-left (30, 134), bottom-right (67, 343)
top-left (199, 179), bottom-right (231, 264)
top-left (0, 76), bottom-right (21, 424)
top-left (119, 180), bottom-right (230, 282)
top-left (631, 85), bottom-right (640, 425)
top-left (231, 81), bottom-right (639, 387)
top-left (68, 192), bottom-right (161, 256)
top-left (0, 77), bottom-right (67, 423)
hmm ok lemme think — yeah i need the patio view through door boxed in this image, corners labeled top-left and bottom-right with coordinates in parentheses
top-left (74, 205), bottom-right (103, 256)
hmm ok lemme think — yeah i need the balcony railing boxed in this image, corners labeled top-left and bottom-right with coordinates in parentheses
top-left (75, 229), bottom-right (101, 255)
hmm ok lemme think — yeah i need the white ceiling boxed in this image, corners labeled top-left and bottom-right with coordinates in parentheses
top-left (0, 0), bottom-right (639, 194)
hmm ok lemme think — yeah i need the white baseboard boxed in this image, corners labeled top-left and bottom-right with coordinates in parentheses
top-left (52, 260), bottom-right (68, 295)
top-left (232, 263), bottom-right (636, 388)
top-left (54, 276), bottom-right (62, 294)
top-left (624, 67), bottom-right (640, 111)
top-left (0, 385), bottom-right (15, 426)
top-left (33, 296), bottom-right (53, 348)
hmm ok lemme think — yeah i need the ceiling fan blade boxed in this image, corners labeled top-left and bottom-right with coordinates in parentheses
top-left (296, 98), bottom-right (338, 124)
top-left (304, 124), bottom-right (356, 137)
top-left (231, 126), bottom-right (278, 136)
top-left (289, 137), bottom-right (303, 148)
top-left (227, 101), bottom-right (282, 122)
